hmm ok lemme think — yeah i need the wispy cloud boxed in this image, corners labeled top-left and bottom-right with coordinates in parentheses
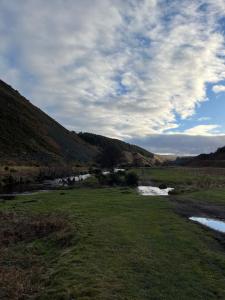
top-left (183, 124), bottom-right (221, 135)
top-left (198, 117), bottom-right (211, 122)
top-left (212, 85), bottom-right (225, 93)
top-left (0, 0), bottom-right (225, 140)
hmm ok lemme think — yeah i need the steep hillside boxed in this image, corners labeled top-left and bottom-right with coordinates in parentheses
top-left (188, 146), bottom-right (225, 167)
top-left (0, 79), bottom-right (158, 167)
top-left (0, 80), bottom-right (97, 165)
top-left (78, 132), bottom-right (160, 166)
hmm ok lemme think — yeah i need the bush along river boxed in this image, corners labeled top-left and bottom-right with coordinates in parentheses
top-left (0, 168), bottom-right (126, 198)
top-left (0, 173), bottom-right (92, 199)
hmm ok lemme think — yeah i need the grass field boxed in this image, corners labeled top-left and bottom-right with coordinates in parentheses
top-left (134, 167), bottom-right (225, 191)
top-left (1, 170), bottom-right (225, 300)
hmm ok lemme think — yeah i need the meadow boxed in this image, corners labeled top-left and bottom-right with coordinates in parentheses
top-left (1, 167), bottom-right (225, 299)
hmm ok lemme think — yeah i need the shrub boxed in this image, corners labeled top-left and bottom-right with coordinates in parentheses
top-left (98, 144), bottom-right (124, 168)
top-left (125, 172), bottom-right (139, 186)
top-left (96, 170), bottom-right (138, 187)
top-left (93, 168), bottom-right (102, 175)
top-left (108, 173), bottom-right (124, 186)
top-left (96, 172), bottom-right (125, 186)
top-left (2, 175), bottom-right (15, 186)
top-left (95, 173), bottom-right (107, 185)
top-left (159, 184), bottom-right (167, 189)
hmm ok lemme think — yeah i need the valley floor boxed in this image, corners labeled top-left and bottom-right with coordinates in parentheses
top-left (1, 168), bottom-right (225, 299)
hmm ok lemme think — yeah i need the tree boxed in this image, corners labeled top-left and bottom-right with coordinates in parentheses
top-left (99, 144), bottom-right (124, 169)
top-left (125, 172), bottom-right (139, 186)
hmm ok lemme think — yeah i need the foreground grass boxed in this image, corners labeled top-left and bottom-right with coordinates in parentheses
top-left (1, 187), bottom-right (225, 299)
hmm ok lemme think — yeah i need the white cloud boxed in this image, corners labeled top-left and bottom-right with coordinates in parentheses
top-left (198, 117), bottom-right (211, 121)
top-left (212, 85), bottom-right (225, 93)
top-left (183, 124), bottom-right (221, 135)
top-left (0, 0), bottom-right (225, 139)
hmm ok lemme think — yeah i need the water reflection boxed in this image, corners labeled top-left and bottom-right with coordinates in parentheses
top-left (0, 173), bottom-right (92, 197)
top-left (44, 174), bottom-right (91, 187)
top-left (189, 217), bottom-right (225, 233)
top-left (138, 186), bottom-right (174, 196)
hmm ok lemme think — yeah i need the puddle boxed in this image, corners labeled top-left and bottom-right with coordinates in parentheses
top-left (138, 186), bottom-right (174, 196)
top-left (102, 171), bottom-right (110, 175)
top-left (189, 217), bottom-right (225, 233)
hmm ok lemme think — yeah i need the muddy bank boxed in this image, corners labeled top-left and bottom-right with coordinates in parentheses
top-left (170, 196), bottom-right (225, 220)
top-left (0, 183), bottom-right (48, 196)
top-left (170, 196), bottom-right (225, 248)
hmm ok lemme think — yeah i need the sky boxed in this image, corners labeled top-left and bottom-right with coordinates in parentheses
top-left (0, 0), bottom-right (225, 155)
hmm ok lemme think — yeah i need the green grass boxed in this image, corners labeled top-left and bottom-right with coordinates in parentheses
top-left (134, 167), bottom-right (225, 193)
top-left (176, 187), bottom-right (225, 205)
top-left (1, 186), bottom-right (225, 299)
top-left (134, 167), bottom-right (197, 184)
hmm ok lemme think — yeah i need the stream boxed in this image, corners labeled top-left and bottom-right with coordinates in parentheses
top-left (138, 186), bottom-right (174, 196)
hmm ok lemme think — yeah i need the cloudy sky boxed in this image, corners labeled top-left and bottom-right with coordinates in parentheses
top-left (0, 0), bottom-right (225, 155)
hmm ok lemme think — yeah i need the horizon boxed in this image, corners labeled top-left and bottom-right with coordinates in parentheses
top-left (0, 0), bottom-right (225, 155)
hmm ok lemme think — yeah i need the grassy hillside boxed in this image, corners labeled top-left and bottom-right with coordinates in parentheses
top-left (0, 80), bottom-right (158, 167)
top-left (188, 146), bottom-right (225, 167)
top-left (78, 132), bottom-right (159, 166)
top-left (78, 132), bottom-right (153, 157)
top-left (0, 80), bottom-right (97, 165)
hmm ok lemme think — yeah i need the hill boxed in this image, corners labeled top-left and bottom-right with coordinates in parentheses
top-left (0, 79), bottom-right (156, 167)
top-left (188, 146), bottom-right (225, 167)
top-left (78, 132), bottom-right (160, 166)
top-left (0, 80), bottom-right (97, 165)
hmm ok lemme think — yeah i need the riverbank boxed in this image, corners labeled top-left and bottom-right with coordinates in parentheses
top-left (0, 165), bottom-right (92, 196)
top-left (0, 165), bottom-right (90, 191)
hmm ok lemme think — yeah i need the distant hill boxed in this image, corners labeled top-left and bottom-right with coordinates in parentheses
top-left (78, 132), bottom-right (160, 166)
top-left (0, 79), bottom-right (156, 167)
top-left (187, 147), bottom-right (225, 167)
top-left (159, 155), bottom-right (194, 166)
top-left (0, 80), bottom-right (97, 165)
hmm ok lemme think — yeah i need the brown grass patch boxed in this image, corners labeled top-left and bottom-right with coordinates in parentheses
top-left (0, 211), bottom-right (73, 299)
top-left (0, 212), bottom-right (71, 246)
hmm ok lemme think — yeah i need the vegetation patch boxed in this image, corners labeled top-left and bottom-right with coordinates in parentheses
top-left (96, 171), bottom-right (139, 187)
top-left (134, 167), bottom-right (225, 193)
top-left (0, 211), bottom-right (73, 300)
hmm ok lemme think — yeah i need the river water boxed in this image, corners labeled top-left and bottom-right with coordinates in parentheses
top-left (138, 186), bottom-right (174, 196)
